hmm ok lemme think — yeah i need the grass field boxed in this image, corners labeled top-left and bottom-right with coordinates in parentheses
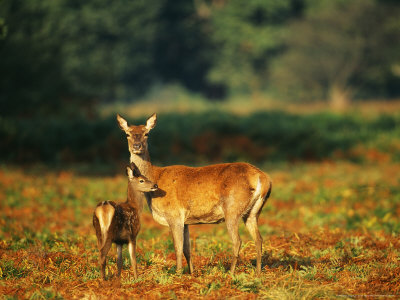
top-left (1, 157), bottom-right (399, 298)
top-left (1, 99), bottom-right (400, 298)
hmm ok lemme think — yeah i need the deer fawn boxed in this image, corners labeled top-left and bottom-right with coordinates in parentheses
top-left (117, 114), bottom-right (272, 275)
top-left (93, 163), bottom-right (158, 280)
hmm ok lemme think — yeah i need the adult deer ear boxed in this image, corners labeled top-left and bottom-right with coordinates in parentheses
top-left (117, 114), bottom-right (129, 132)
top-left (145, 113), bottom-right (157, 131)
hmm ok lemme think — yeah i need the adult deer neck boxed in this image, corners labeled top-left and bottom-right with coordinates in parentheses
top-left (130, 152), bottom-right (154, 180)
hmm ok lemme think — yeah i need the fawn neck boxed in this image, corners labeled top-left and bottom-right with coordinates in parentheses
top-left (129, 152), bottom-right (155, 214)
top-left (127, 179), bottom-right (145, 213)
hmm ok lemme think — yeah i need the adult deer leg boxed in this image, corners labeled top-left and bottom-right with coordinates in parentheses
top-left (169, 222), bottom-right (184, 274)
top-left (183, 224), bottom-right (194, 274)
top-left (226, 217), bottom-right (241, 274)
top-left (244, 215), bottom-right (263, 275)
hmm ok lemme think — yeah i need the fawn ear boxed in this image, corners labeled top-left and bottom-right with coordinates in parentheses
top-left (145, 113), bottom-right (157, 131)
top-left (117, 114), bottom-right (129, 132)
top-left (129, 162), bottom-right (141, 177)
top-left (126, 165), bottom-right (134, 179)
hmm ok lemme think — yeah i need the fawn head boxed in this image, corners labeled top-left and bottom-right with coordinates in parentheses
top-left (126, 163), bottom-right (158, 192)
top-left (117, 113), bottom-right (157, 155)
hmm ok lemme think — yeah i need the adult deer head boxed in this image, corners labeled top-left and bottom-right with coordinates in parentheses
top-left (117, 114), bottom-right (157, 155)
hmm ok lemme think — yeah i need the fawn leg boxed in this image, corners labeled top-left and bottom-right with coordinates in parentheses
top-left (99, 239), bottom-right (112, 280)
top-left (116, 244), bottom-right (123, 277)
top-left (128, 239), bottom-right (138, 279)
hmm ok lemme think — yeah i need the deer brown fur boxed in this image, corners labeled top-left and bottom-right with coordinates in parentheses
top-left (117, 114), bottom-right (272, 275)
top-left (92, 164), bottom-right (158, 280)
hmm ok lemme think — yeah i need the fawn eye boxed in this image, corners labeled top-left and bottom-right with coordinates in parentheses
top-left (139, 179), bottom-right (144, 183)
top-left (144, 133), bottom-right (149, 137)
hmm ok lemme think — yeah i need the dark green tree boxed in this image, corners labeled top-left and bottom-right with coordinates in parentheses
top-left (153, 0), bottom-right (219, 97)
top-left (0, 18), bottom-right (6, 39)
top-left (271, 0), bottom-right (400, 108)
top-left (207, 0), bottom-right (304, 95)
top-left (0, 0), bottom-right (163, 117)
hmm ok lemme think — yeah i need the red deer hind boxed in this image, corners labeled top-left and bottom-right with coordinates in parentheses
top-left (117, 114), bottom-right (272, 275)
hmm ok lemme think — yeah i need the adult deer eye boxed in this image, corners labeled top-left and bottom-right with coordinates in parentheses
top-left (144, 133), bottom-right (149, 137)
top-left (139, 179), bottom-right (144, 183)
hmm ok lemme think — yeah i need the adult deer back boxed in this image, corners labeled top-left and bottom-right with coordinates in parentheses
top-left (150, 163), bottom-right (270, 225)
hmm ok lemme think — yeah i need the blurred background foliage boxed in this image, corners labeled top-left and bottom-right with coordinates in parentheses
top-left (1, 0), bottom-right (400, 166)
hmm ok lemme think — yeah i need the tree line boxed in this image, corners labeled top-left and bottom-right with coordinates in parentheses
top-left (1, 0), bottom-right (400, 117)
top-left (1, 111), bottom-right (399, 165)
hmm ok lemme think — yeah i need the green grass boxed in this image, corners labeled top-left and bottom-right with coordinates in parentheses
top-left (0, 156), bottom-right (399, 298)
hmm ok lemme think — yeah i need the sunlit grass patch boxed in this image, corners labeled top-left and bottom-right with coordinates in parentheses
top-left (259, 279), bottom-right (336, 299)
top-left (0, 160), bottom-right (399, 298)
top-left (193, 280), bottom-right (222, 296)
top-left (27, 287), bottom-right (63, 300)
top-left (231, 272), bottom-right (262, 293)
top-left (0, 259), bottom-right (30, 279)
